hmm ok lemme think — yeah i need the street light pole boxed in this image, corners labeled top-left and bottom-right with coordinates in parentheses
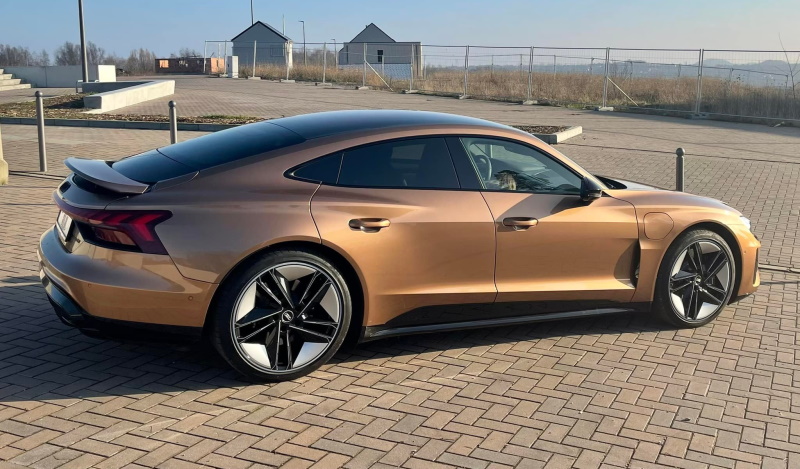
top-left (332, 39), bottom-right (337, 67)
top-left (299, 20), bottom-right (306, 66)
top-left (78, 0), bottom-right (88, 83)
top-left (250, 0), bottom-right (254, 24)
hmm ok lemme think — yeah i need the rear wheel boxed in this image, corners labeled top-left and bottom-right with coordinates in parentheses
top-left (212, 249), bottom-right (351, 381)
top-left (653, 229), bottom-right (735, 328)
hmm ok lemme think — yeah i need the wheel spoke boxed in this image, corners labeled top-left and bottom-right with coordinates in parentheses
top-left (298, 271), bottom-right (320, 306)
top-left (285, 328), bottom-right (294, 367)
top-left (705, 253), bottom-right (728, 279)
top-left (236, 307), bottom-right (282, 328)
top-left (302, 319), bottom-right (337, 327)
top-left (299, 279), bottom-right (332, 316)
top-left (683, 285), bottom-right (696, 320)
top-left (256, 278), bottom-right (282, 307)
top-left (288, 324), bottom-right (333, 342)
top-left (699, 287), bottom-right (724, 305)
top-left (267, 270), bottom-right (295, 309)
top-left (670, 272), bottom-right (694, 293)
top-left (272, 321), bottom-right (282, 369)
top-left (237, 319), bottom-right (276, 343)
top-left (687, 243), bottom-right (702, 274)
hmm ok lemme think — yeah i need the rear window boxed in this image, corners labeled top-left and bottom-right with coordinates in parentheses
top-left (112, 122), bottom-right (305, 183)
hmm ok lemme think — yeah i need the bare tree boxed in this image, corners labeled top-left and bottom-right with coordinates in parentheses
top-left (55, 41), bottom-right (107, 65)
top-left (124, 48), bottom-right (157, 75)
top-left (0, 45), bottom-right (35, 66)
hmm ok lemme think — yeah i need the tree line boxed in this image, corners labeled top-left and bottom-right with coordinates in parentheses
top-left (0, 42), bottom-right (202, 75)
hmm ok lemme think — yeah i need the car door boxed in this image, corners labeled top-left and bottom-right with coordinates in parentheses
top-left (453, 136), bottom-right (640, 312)
top-left (308, 137), bottom-right (497, 329)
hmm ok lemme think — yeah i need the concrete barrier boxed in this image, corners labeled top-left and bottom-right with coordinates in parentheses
top-left (83, 80), bottom-right (175, 113)
top-left (2, 65), bottom-right (116, 88)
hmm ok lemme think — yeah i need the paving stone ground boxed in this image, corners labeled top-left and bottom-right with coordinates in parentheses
top-left (1, 78), bottom-right (800, 468)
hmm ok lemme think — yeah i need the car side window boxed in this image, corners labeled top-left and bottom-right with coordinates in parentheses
top-left (291, 153), bottom-right (341, 184)
top-left (459, 137), bottom-right (582, 195)
top-left (338, 138), bottom-right (460, 189)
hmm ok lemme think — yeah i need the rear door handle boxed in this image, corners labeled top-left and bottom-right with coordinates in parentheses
top-left (349, 218), bottom-right (391, 233)
top-left (502, 217), bottom-right (539, 230)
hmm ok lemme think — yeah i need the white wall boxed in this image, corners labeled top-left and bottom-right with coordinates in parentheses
top-left (2, 65), bottom-right (116, 87)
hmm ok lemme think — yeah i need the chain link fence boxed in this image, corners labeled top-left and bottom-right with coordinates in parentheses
top-left (203, 40), bottom-right (800, 121)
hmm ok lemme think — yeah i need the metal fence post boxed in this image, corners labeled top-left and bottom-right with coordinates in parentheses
top-left (409, 45), bottom-right (415, 90)
top-left (322, 42), bottom-right (327, 84)
top-left (35, 91), bottom-right (47, 173)
top-left (694, 49), bottom-right (704, 114)
top-left (168, 101), bottom-right (178, 145)
top-left (203, 41), bottom-right (208, 73)
top-left (363, 43), bottom-right (368, 87)
top-left (0, 124), bottom-right (7, 185)
top-left (463, 45), bottom-right (470, 97)
top-left (285, 43), bottom-right (291, 80)
top-left (527, 46), bottom-right (534, 102)
top-left (602, 47), bottom-right (610, 108)
top-left (252, 40), bottom-right (257, 77)
top-left (675, 148), bottom-right (685, 191)
top-left (553, 55), bottom-right (557, 78)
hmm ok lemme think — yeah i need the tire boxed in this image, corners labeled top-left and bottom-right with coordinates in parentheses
top-left (653, 229), bottom-right (736, 328)
top-left (211, 249), bottom-right (352, 381)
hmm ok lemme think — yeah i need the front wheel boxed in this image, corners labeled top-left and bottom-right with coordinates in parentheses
top-left (653, 229), bottom-right (736, 328)
top-left (211, 249), bottom-right (351, 381)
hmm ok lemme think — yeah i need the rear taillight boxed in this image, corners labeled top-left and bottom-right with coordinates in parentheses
top-left (54, 197), bottom-right (171, 254)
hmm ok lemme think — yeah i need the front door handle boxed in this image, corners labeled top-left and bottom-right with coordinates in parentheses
top-left (349, 218), bottom-right (391, 233)
top-left (502, 217), bottom-right (539, 230)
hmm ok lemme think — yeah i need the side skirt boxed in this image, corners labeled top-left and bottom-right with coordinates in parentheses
top-left (361, 304), bottom-right (649, 341)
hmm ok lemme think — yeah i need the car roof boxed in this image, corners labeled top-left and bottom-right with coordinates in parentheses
top-left (264, 110), bottom-right (516, 140)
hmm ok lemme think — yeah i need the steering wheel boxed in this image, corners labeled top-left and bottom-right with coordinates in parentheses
top-left (472, 154), bottom-right (492, 181)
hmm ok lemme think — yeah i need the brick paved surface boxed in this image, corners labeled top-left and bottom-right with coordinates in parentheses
top-left (1, 80), bottom-right (800, 468)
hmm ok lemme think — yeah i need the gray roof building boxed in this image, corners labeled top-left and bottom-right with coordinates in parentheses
top-left (232, 21), bottom-right (293, 68)
top-left (338, 23), bottom-right (421, 76)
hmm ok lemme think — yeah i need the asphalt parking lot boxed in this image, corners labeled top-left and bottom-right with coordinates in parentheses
top-left (1, 78), bottom-right (800, 468)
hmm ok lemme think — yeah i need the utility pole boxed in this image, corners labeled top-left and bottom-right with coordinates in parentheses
top-left (78, 0), bottom-right (88, 83)
top-left (332, 39), bottom-right (337, 67)
top-left (250, 0), bottom-right (254, 24)
top-left (299, 20), bottom-right (306, 66)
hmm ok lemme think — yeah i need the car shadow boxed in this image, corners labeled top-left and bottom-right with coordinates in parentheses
top-left (0, 275), bottom-right (673, 403)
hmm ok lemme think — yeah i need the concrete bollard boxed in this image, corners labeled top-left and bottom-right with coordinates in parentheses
top-left (675, 147), bottom-right (685, 192)
top-left (168, 101), bottom-right (177, 144)
top-left (35, 91), bottom-right (47, 173)
top-left (0, 124), bottom-right (8, 185)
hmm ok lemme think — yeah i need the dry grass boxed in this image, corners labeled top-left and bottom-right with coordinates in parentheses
top-left (239, 63), bottom-right (799, 120)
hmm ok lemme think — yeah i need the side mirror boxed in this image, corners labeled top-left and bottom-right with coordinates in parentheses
top-left (580, 177), bottom-right (604, 202)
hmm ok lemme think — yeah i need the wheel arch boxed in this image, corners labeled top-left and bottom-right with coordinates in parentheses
top-left (671, 221), bottom-right (744, 300)
top-left (203, 240), bottom-right (366, 344)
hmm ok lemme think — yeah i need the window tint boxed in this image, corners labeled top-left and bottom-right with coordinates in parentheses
top-left (338, 138), bottom-right (460, 189)
top-left (460, 137), bottom-right (581, 194)
top-left (154, 123), bottom-right (303, 169)
top-left (111, 149), bottom-right (195, 184)
top-left (291, 153), bottom-right (341, 184)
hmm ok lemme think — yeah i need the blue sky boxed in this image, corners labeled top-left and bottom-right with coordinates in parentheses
top-left (3, 0), bottom-right (799, 56)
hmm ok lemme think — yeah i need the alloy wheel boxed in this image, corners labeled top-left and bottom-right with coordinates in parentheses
top-left (231, 262), bottom-right (342, 373)
top-left (669, 240), bottom-right (731, 321)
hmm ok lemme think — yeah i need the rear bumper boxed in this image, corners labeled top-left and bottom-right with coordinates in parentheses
top-left (38, 228), bottom-right (217, 329)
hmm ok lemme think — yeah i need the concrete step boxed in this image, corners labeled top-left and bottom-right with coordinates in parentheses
top-left (0, 83), bottom-right (31, 91)
top-left (0, 74), bottom-right (11, 80)
top-left (0, 69), bottom-right (4, 74)
top-left (0, 78), bottom-right (23, 86)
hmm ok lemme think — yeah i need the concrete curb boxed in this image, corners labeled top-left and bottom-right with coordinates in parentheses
top-left (0, 117), bottom-right (237, 132)
top-left (527, 125), bottom-right (583, 144)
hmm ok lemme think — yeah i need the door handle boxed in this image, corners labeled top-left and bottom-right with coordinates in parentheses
top-left (349, 218), bottom-right (391, 233)
top-left (502, 217), bottom-right (539, 230)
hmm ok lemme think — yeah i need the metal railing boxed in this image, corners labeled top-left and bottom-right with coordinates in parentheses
top-left (203, 40), bottom-right (800, 121)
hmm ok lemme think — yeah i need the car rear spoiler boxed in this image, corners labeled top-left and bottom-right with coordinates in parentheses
top-left (64, 158), bottom-right (150, 194)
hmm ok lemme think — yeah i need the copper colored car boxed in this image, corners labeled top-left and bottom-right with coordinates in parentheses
top-left (38, 110), bottom-right (760, 380)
